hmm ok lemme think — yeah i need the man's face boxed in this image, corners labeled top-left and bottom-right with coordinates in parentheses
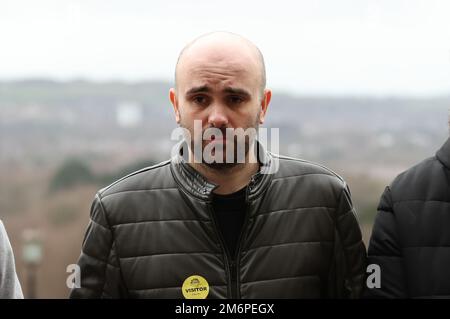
top-left (170, 40), bottom-right (271, 169)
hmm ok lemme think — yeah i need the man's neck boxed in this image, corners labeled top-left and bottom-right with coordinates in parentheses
top-left (188, 152), bottom-right (260, 195)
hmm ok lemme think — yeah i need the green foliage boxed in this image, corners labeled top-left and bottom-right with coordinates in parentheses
top-left (49, 158), bottom-right (157, 192)
top-left (96, 159), bottom-right (157, 186)
top-left (49, 159), bottom-right (94, 192)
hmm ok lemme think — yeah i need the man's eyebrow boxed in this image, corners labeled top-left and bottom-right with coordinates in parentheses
top-left (185, 85), bottom-right (251, 97)
top-left (223, 87), bottom-right (251, 97)
top-left (185, 85), bottom-right (210, 95)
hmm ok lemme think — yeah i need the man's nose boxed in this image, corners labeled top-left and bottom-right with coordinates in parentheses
top-left (207, 103), bottom-right (229, 128)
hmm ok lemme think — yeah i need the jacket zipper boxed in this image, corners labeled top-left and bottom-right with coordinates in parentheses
top-left (232, 179), bottom-right (253, 299)
top-left (207, 204), bottom-right (234, 298)
top-left (207, 176), bottom-right (254, 299)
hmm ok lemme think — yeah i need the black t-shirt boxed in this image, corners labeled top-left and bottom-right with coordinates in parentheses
top-left (212, 187), bottom-right (247, 258)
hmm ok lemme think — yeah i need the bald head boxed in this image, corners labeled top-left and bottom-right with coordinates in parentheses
top-left (174, 32), bottom-right (266, 95)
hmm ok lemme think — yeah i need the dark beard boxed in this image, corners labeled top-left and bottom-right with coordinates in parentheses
top-left (180, 113), bottom-right (260, 170)
top-left (203, 161), bottom-right (241, 171)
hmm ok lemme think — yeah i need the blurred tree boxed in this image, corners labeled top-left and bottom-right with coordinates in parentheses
top-left (97, 159), bottom-right (157, 186)
top-left (49, 159), bottom-right (94, 192)
top-left (49, 158), bottom-right (157, 192)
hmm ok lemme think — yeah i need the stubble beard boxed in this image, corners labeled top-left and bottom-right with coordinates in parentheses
top-left (180, 115), bottom-right (260, 173)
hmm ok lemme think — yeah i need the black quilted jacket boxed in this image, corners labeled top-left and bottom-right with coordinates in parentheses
top-left (367, 138), bottom-right (450, 298)
top-left (70, 150), bottom-right (367, 298)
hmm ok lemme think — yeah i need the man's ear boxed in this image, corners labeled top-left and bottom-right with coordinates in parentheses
top-left (169, 88), bottom-right (181, 124)
top-left (259, 89), bottom-right (272, 124)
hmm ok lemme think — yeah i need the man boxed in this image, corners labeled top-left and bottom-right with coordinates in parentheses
top-left (0, 220), bottom-right (24, 299)
top-left (367, 133), bottom-right (450, 298)
top-left (70, 32), bottom-right (366, 299)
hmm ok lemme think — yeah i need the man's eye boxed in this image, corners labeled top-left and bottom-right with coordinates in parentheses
top-left (193, 96), bottom-right (207, 105)
top-left (228, 96), bottom-right (244, 104)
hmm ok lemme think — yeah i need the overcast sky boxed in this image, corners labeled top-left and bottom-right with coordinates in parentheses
top-left (1, 0), bottom-right (449, 96)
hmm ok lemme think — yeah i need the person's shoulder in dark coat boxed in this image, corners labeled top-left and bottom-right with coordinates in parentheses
top-left (365, 137), bottom-right (450, 298)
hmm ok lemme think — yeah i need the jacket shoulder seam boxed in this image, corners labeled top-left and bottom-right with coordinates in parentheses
top-left (270, 153), bottom-right (346, 185)
top-left (101, 187), bottom-right (179, 200)
top-left (98, 160), bottom-right (171, 196)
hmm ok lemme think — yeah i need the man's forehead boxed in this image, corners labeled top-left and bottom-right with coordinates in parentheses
top-left (179, 63), bottom-right (256, 95)
top-left (177, 49), bottom-right (260, 90)
top-left (175, 32), bottom-right (266, 91)
top-left (178, 46), bottom-right (259, 76)
top-left (185, 59), bottom-right (254, 81)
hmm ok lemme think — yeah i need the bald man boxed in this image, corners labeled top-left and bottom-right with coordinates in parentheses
top-left (71, 32), bottom-right (367, 299)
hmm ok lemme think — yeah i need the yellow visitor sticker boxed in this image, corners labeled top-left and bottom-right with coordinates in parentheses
top-left (182, 275), bottom-right (209, 299)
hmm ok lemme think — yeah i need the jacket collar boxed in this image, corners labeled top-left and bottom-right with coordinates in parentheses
top-left (170, 141), bottom-right (275, 202)
top-left (436, 137), bottom-right (450, 170)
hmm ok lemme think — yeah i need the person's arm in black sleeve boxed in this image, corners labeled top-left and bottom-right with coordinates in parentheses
top-left (328, 184), bottom-right (367, 298)
top-left (70, 193), bottom-right (126, 298)
top-left (365, 186), bottom-right (408, 298)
